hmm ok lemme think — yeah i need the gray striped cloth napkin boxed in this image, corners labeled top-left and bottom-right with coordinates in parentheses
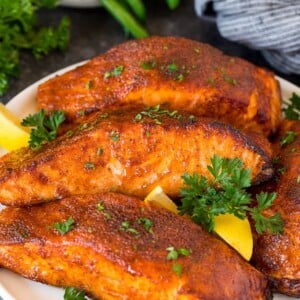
top-left (194, 0), bottom-right (300, 74)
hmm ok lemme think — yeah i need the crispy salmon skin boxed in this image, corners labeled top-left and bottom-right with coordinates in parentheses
top-left (251, 120), bottom-right (300, 297)
top-left (37, 36), bottom-right (281, 136)
top-left (0, 192), bottom-right (271, 299)
top-left (0, 106), bottom-right (273, 206)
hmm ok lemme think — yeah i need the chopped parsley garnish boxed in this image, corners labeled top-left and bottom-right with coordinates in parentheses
top-left (166, 246), bottom-right (192, 260)
top-left (167, 62), bottom-right (179, 73)
top-left (280, 131), bottom-right (297, 147)
top-left (223, 73), bottom-right (237, 85)
top-left (166, 246), bottom-right (191, 276)
top-left (109, 130), bottom-right (120, 141)
top-left (97, 202), bottom-right (111, 220)
top-left (141, 59), bottom-right (157, 70)
top-left (21, 109), bottom-right (65, 149)
top-left (53, 217), bottom-right (75, 235)
top-left (172, 263), bottom-right (183, 276)
top-left (121, 220), bottom-right (139, 236)
top-left (97, 202), bottom-right (105, 211)
top-left (134, 105), bottom-right (185, 124)
top-left (137, 217), bottom-right (154, 234)
top-left (85, 80), bottom-right (93, 89)
top-left (283, 92), bottom-right (300, 120)
top-left (84, 162), bottom-right (95, 170)
top-left (179, 155), bottom-right (283, 234)
top-left (104, 65), bottom-right (124, 79)
top-left (97, 147), bottom-right (104, 155)
top-left (64, 287), bottom-right (87, 300)
top-left (297, 176), bottom-right (300, 183)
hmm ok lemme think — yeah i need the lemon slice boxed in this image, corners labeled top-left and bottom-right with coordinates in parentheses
top-left (0, 103), bottom-right (30, 151)
top-left (214, 213), bottom-right (253, 261)
top-left (144, 186), bottom-right (253, 260)
top-left (144, 186), bottom-right (178, 214)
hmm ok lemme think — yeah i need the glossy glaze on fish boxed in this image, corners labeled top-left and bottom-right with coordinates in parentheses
top-left (0, 106), bottom-right (273, 206)
top-left (0, 192), bottom-right (271, 299)
top-left (37, 36), bottom-right (281, 136)
top-left (251, 120), bottom-right (300, 297)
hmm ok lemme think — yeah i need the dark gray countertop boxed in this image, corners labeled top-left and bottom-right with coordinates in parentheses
top-left (1, 1), bottom-right (299, 105)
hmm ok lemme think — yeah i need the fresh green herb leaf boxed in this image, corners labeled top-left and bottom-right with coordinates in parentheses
top-left (21, 109), bottom-right (65, 149)
top-left (137, 217), bottom-right (154, 234)
top-left (297, 176), bottom-right (300, 183)
top-left (84, 162), bottom-right (95, 170)
top-left (223, 73), bottom-right (237, 85)
top-left (97, 202), bottom-right (105, 211)
top-left (251, 192), bottom-right (283, 234)
top-left (53, 217), bottom-right (75, 235)
top-left (140, 59), bottom-right (157, 70)
top-left (97, 147), bottom-right (104, 155)
top-left (280, 131), bottom-right (297, 147)
top-left (121, 220), bottom-right (139, 236)
top-left (166, 246), bottom-right (192, 260)
top-left (64, 287), bottom-right (87, 300)
top-left (166, 246), bottom-right (179, 260)
top-left (104, 65), bottom-right (124, 79)
top-left (283, 92), bottom-right (300, 120)
top-left (134, 105), bottom-right (185, 124)
top-left (167, 62), bottom-right (179, 73)
top-left (179, 155), bottom-right (283, 234)
top-left (109, 130), bottom-right (120, 141)
top-left (172, 263), bottom-right (183, 276)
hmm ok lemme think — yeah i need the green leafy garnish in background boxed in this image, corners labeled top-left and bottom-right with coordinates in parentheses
top-left (100, 0), bottom-right (181, 38)
top-left (283, 92), bottom-right (300, 120)
top-left (0, 0), bottom-right (70, 96)
top-left (179, 155), bottom-right (283, 234)
top-left (21, 109), bottom-right (65, 149)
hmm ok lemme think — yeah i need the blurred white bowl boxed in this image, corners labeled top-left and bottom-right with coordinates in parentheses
top-left (59, 0), bottom-right (101, 7)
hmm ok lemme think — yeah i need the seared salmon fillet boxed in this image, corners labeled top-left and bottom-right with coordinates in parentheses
top-left (0, 106), bottom-right (273, 206)
top-left (251, 120), bottom-right (300, 297)
top-left (0, 192), bottom-right (271, 299)
top-left (37, 36), bottom-right (281, 136)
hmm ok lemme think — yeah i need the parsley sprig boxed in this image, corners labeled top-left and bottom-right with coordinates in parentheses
top-left (21, 109), bottom-right (65, 149)
top-left (283, 92), bottom-right (300, 120)
top-left (64, 287), bottom-right (87, 300)
top-left (179, 155), bottom-right (283, 234)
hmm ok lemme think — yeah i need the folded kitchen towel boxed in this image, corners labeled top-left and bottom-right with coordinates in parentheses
top-left (194, 0), bottom-right (300, 74)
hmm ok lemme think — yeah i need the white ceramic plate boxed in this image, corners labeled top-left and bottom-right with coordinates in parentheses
top-left (0, 63), bottom-right (299, 300)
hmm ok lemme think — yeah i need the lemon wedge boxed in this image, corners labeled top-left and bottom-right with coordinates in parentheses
top-left (214, 213), bottom-right (253, 261)
top-left (0, 103), bottom-right (30, 151)
top-left (144, 185), bottom-right (178, 214)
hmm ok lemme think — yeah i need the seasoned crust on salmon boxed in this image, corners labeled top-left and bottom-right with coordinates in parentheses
top-left (0, 192), bottom-right (271, 299)
top-left (251, 120), bottom-right (300, 297)
top-left (37, 36), bottom-right (281, 136)
top-left (0, 106), bottom-right (273, 206)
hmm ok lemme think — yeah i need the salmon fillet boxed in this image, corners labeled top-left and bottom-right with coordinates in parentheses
top-left (250, 120), bottom-right (300, 297)
top-left (37, 36), bottom-right (281, 136)
top-left (0, 106), bottom-right (273, 206)
top-left (0, 192), bottom-right (271, 299)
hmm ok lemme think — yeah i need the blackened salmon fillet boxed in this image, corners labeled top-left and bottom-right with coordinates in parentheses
top-left (0, 105), bottom-right (273, 206)
top-left (251, 120), bottom-right (300, 297)
top-left (37, 36), bottom-right (281, 136)
top-left (0, 192), bottom-right (271, 299)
